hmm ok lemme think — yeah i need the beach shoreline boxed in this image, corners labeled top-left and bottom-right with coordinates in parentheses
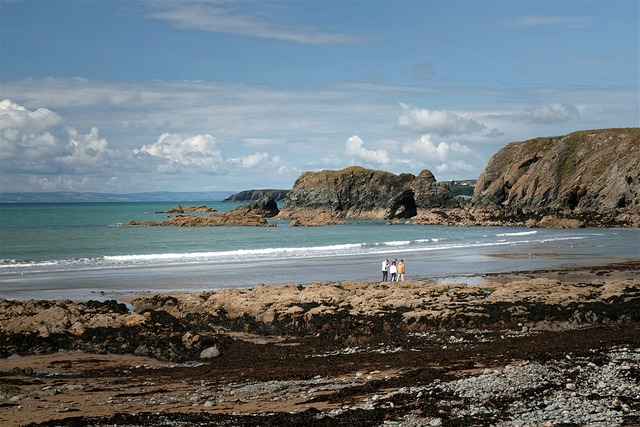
top-left (1, 260), bottom-right (639, 426)
top-left (2, 242), bottom-right (637, 303)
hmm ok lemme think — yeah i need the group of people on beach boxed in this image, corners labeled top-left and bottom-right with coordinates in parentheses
top-left (381, 258), bottom-right (405, 282)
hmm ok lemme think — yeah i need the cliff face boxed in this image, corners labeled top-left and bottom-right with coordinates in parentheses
top-left (472, 129), bottom-right (640, 218)
top-left (278, 166), bottom-right (456, 220)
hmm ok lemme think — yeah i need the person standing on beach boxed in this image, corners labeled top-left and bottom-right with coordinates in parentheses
top-left (390, 260), bottom-right (398, 282)
top-left (382, 259), bottom-right (389, 281)
top-left (397, 259), bottom-right (405, 281)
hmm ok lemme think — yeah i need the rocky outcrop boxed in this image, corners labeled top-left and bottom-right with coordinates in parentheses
top-left (224, 189), bottom-right (289, 202)
top-left (123, 202), bottom-right (278, 227)
top-left (2, 261), bottom-right (638, 361)
top-left (471, 128), bottom-right (640, 226)
top-left (276, 129), bottom-right (638, 227)
top-left (278, 166), bottom-right (457, 222)
top-left (122, 211), bottom-right (275, 227)
top-left (229, 196), bottom-right (279, 218)
top-left (287, 211), bottom-right (347, 227)
top-left (0, 298), bottom-right (225, 362)
top-left (129, 273), bottom-right (640, 334)
top-left (155, 205), bottom-right (216, 214)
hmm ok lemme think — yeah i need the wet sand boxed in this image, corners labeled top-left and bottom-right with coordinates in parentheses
top-left (1, 260), bottom-right (639, 426)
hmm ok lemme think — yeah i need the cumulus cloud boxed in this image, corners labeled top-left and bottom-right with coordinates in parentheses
top-left (522, 103), bottom-right (580, 124)
top-left (402, 134), bottom-right (472, 162)
top-left (63, 127), bottom-right (118, 173)
top-left (135, 133), bottom-right (224, 171)
top-left (0, 99), bottom-right (63, 133)
top-left (399, 133), bottom-right (477, 176)
top-left (229, 152), bottom-right (271, 168)
top-left (345, 135), bottom-right (390, 164)
top-left (0, 100), bottom-right (293, 191)
top-left (397, 103), bottom-right (487, 136)
top-left (0, 130), bottom-right (61, 173)
top-left (0, 100), bottom-right (118, 176)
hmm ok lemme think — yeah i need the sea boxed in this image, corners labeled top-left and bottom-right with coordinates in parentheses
top-left (1, 201), bottom-right (638, 301)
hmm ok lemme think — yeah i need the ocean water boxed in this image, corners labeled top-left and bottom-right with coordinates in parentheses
top-left (0, 201), bottom-right (638, 301)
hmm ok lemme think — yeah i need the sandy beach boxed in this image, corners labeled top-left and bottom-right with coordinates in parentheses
top-left (1, 260), bottom-right (639, 426)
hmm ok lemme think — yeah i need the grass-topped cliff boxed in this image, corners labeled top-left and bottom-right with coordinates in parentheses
top-left (473, 128), bottom-right (639, 216)
top-left (278, 166), bottom-right (457, 222)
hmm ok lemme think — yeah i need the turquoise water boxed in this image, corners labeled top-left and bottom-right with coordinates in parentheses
top-left (1, 202), bottom-right (638, 300)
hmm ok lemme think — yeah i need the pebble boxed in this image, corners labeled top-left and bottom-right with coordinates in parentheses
top-left (7, 342), bottom-right (635, 426)
top-left (363, 345), bottom-right (639, 426)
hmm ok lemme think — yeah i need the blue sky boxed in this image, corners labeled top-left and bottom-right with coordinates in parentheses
top-left (1, 0), bottom-right (638, 193)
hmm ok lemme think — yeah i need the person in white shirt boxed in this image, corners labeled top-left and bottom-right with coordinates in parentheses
top-left (381, 259), bottom-right (389, 281)
top-left (389, 260), bottom-right (398, 282)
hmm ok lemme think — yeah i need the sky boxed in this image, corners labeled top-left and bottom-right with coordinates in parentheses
top-left (1, 0), bottom-right (638, 193)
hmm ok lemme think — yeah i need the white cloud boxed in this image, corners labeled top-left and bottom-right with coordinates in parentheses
top-left (63, 127), bottom-right (118, 173)
top-left (0, 99), bottom-right (298, 191)
top-left (402, 134), bottom-right (472, 162)
top-left (1, 73), bottom-right (636, 192)
top-left (522, 103), bottom-right (580, 124)
top-left (434, 159), bottom-right (475, 175)
top-left (229, 152), bottom-right (271, 169)
top-left (0, 99), bottom-right (63, 133)
top-left (399, 134), bottom-right (478, 177)
top-left (345, 135), bottom-right (390, 164)
top-left (145, 3), bottom-right (366, 44)
top-left (0, 100), bottom-right (117, 175)
top-left (135, 133), bottom-right (224, 171)
top-left (397, 104), bottom-right (488, 136)
top-left (0, 130), bottom-right (61, 173)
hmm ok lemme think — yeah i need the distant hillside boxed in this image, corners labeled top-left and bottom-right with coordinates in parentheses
top-left (0, 191), bottom-right (236, 203)
top-left (223, 189), bottom-right (289, 202)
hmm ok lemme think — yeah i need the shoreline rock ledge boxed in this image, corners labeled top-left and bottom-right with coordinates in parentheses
top-left (122, 198), bottom-right (278, 227)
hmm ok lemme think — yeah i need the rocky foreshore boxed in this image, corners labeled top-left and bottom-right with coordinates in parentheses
top-left (409, 206), bottom-right (640, 228)
top-left (1, 261), bottom-right (639, 426)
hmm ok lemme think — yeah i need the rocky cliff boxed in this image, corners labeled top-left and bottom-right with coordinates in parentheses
top-left (278, 129), bottom-right (639, 227)
top-left (230, 195), bottom-right (280, 218)
top-left (278, 166), bottom-right (457, 221)
top-left (470, 128), bottom-right (639, 226)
